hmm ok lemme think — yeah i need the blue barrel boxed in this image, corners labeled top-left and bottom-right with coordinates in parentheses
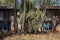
top-left (42, 21), bottom-right (53, 30)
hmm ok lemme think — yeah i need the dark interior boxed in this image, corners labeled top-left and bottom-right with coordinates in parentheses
top-left (0, 9), bottom-right (14, 31)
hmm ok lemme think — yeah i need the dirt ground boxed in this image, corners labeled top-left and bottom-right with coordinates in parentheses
top-left (1, 25), bottom-right (60, 40)
top-left (2, 32), bottom-right (60, 40)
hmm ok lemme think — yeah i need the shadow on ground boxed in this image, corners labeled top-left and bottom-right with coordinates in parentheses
top-left (0, 32), bottom-right (17, 40)
top-left (0, 31), bottom-right (59, 40)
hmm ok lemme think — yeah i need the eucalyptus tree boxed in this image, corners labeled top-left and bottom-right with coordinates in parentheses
top-left (19, 0), bottom-right (58, 33)
top-left (5, 0), bottom-right (14, 6)
top-left (0, 0), bottom-right (6, 5)
top-left (0, 0), bottom-right (14, 6)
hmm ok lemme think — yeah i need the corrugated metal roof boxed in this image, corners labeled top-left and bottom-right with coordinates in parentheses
top-left (46, 6), bottom-right (60, 9)
top-left (0, 6), bottom-right (19, 9)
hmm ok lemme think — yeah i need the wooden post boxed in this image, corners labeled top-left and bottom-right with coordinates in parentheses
top-left (10, 16), bottom-right (15, 33)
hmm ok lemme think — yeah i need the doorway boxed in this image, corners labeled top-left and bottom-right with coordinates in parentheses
top-left (0, 10), bottom-right (14, 31)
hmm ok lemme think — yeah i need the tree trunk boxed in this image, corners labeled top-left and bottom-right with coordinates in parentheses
top-left (21, 0), bottom-right (26, 33)
top-left (14, 0), bottom-right (18, 33)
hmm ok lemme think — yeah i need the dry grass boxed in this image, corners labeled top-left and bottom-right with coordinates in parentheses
top-left (21, 33), bottom-right (60, 40)
top-left (2, 25), bottom-right (60, 40)
top-left (3, 32), bottom-right (60, 40)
